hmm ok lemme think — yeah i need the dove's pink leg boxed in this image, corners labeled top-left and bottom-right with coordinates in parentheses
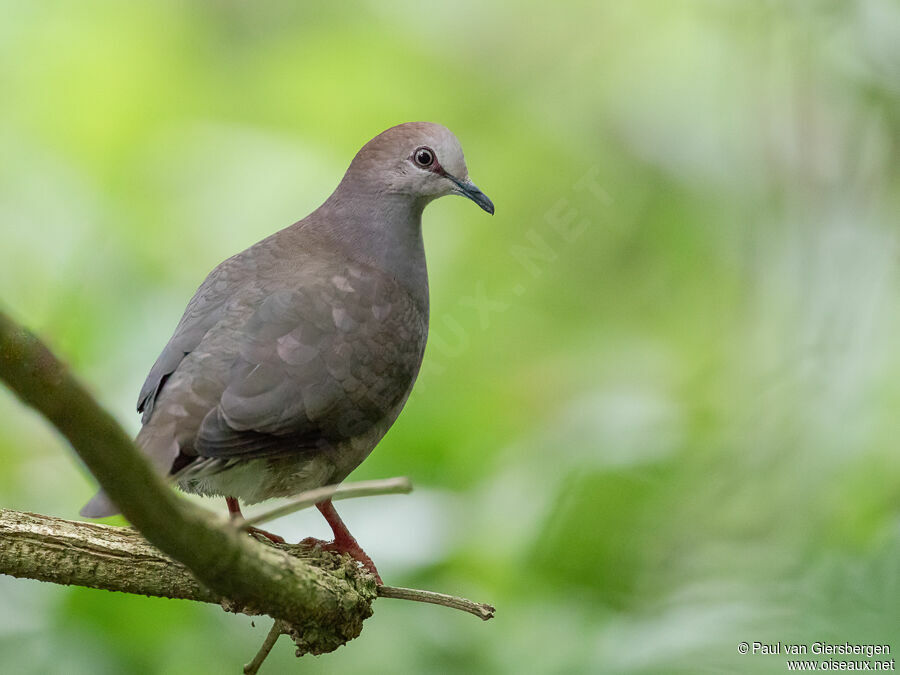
top-left (302, 498), bottom-right (382, 584)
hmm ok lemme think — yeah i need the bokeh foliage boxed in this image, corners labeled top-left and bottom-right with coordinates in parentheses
top-left (2, 1), bottom-right (900, 673)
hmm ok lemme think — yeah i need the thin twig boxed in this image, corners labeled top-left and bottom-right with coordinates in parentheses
top-left (243, 620), bottom-right (285, 675)
top-left (377, 585), bottom-right (496, 621)
top-left (239, 477), bottom-right (413, 527)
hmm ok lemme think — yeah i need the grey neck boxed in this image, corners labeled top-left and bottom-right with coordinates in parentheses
top-left (309, 189), bottom-right (430, 312)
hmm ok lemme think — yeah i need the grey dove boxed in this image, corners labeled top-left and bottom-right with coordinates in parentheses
top-left (81, 122), bottom-right (494, 583)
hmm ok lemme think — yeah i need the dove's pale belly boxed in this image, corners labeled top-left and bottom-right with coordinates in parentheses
top-left (174, 396), bottom-right (409, 504)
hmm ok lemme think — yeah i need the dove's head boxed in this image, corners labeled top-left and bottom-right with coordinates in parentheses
top-left (343, 122), bottom-right (494, 215)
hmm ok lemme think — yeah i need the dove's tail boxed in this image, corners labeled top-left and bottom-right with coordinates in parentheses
top-left (79, 489), bottom-right (119, 518)
top-left (79, 424), bottom-right (180, 518)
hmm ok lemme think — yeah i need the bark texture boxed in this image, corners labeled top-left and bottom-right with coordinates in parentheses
top-left (0, 509), bottom-right (218, 601)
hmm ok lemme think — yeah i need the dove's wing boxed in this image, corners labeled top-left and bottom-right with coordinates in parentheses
top-left (137, 252), bottom-right (256, 422)
top-left (192, 264), bottom-right (426, 461)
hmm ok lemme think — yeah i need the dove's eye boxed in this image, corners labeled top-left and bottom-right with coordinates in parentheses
top-left (413, 147), bottom-right (435, 167)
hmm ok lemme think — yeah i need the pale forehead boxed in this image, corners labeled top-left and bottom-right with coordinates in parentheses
top-left (428, 130), bottom-right (465, 165)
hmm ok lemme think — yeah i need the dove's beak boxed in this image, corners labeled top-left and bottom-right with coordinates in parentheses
top-left (447, 174), bottom-right (495, 215)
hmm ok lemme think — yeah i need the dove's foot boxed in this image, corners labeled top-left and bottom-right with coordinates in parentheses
top-left (302, 498), bottom-right (382, 584)
top-left (246, 526), bottom-right (286, 544)
top-left (300, 535), bottom-right (382, 584)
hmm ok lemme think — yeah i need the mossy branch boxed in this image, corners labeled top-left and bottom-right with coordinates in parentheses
top-left (0, 509), bottom-right (371, 610)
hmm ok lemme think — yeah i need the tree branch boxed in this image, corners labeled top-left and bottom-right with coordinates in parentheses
top-left (0, 509), bottom-right (218, 602)
top-left (1, 508), bottom-right (497, 619)
top-left (377, 585), bottom-right (496, 620)
top-left (0, 509), bottom-right (359, 609)
top-left (244, 620), bottom-right (286, 675)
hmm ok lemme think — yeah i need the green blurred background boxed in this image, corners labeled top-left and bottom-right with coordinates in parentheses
top-left (2, 1), bottom-right (900, 673)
